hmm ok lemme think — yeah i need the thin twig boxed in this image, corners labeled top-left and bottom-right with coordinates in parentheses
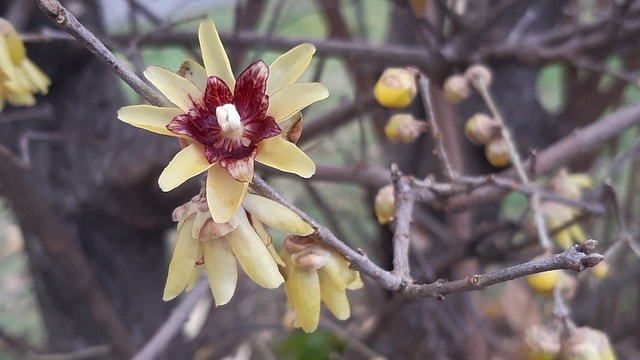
top-left (418, 75), bottom-right (456, 180)
top-left (132, 278), bottom-right (210, 360)
top-left (36, 0), bottom-right (168, 107)
top-left (390, 165), bottom-right (414, 279)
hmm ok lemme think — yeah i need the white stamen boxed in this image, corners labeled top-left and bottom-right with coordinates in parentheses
top-left (216, 104), bottom-right (242, 132)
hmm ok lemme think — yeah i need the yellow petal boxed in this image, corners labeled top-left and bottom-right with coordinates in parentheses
top-left (199, 21), bottom-right (235, 91)
top-left (20, 59), bottom-right (50, 94)
top-left (250, 215), bottom-right (285, 266)
top-left (255, 137), bottom-right (316, 178)
top-left (266, 43), bottom-right (315, 95)
top-left (185, 266), bottom-right (203, 292)
top-left (322, 252), bottom-right (358, 289)
top-left (346, 272), bottom-right (363, 290)
top-left (319, 270), bottom-right (350, 320)
top-left (178, 60), bottom-right (208, 92)
top-left (144, 65), bottom-right (203, 111)
top-left (202, 238), bottom-right (238, 306)
top-left (158, 143), bottom-right (212, 191)
top-left (268, 83), bottom-right (328, 122)
top-left (568, 224), bottom-right (586, 243)
top-left (284, 258), bottom-right (320, 332)
top-left (163, 216), bottom-right (201, 300)
top-left (243, 193), bottom-right (313, 235)
top-left (226, 211), bottom-right (284, 289)
top-left (118, 105), bottom-right (184, 136)
top-left (0, 35), bottom-right (16, 79)
top-left (206, 165), bottom-right (247, 223)
top-left (553, 230), bottom-right (573, 250)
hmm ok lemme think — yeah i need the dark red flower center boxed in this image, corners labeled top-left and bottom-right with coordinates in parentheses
top-left (167, 60), bottom-right (282, 165)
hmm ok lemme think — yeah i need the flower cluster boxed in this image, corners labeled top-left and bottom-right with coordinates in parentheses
top-left (0, 18), bottom-right (50, 111)
top-left (118, 20), bottom-right (360, 331)
top-left (279, 234), bottom-right (362, 332)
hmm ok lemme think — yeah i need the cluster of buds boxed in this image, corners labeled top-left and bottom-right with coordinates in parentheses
top-left (279, 234), bottom-right (362, 332)
top-left (0, 18), bottom-right (50, 111)
top-left (442, 64), bottom-right (493, 105)
top-left (463, 112), bottom-right (510, 167)
top-left (373, 67), bottom-right (417, 109)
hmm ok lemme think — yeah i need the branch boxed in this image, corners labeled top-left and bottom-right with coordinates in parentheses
top-left (390, 165), bottom-right (413, 279)
top-left (36, 0), bottom-right (168, 107)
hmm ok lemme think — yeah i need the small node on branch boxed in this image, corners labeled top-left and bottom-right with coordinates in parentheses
top-left (580, 254), bottom-right (604, 270)
top-left (467, 275), bottom-right (480, 286)
top-left (577, 239), bottom-right (598, 253)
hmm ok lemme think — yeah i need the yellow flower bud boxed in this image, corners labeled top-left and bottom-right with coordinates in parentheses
top-left (373, 68), bottom-right (417, 108)
top-left (526, 269), bottom-right (560, 296)
top-left (465, 64), bottom-right (493, 88)
top-left (561, 327), bottom-right (616, 360)
top-left (374, 185), bottom-right (395, 225)
top-left (384, 113), bottom-right (425, 143)
top-left (484, 137), bottom-right (510, 167)
top-left (464, 113), bottom-right (498, 145)
top-left (523, 324), bottom-right (561, 360)
top-left (443, 74), bottom-right (470, 104)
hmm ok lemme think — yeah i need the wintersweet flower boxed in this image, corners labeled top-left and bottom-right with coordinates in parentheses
top-left (280, 234), bottom-right (362, 332)
top-left (0, 18), bottom-right (50, 111)
top-left (164, 192), bottom-right (314, 306)
top-left (118, 20), bottom-right (328, 222)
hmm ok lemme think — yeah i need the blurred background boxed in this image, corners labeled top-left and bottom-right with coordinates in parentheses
top-left (1, 0), bottom-right (640, 359)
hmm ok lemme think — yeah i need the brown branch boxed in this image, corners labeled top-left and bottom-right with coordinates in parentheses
top-left (390, 165), bottom-right (413, 279)
top-left (36, 0), bottom-right (168, 107)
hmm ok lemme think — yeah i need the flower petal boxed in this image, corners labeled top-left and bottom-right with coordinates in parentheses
top-left (178, 60), bottom-right (208, 92)
top-left (243, 193), bottom-right (313, 235)
top-left (226, 211), bottom-right (284, 288)
top-left (0, 35), bottom-right (16, 79)
top-left (234, 61), bottom-right (269, 119)
top-left (163, 216), bottom-right (201, 301)
top-left (255, 137), bottom-right (316, 178)
top-left (118, 105), bottom-right (184, 136)
top-left (219, 148), bottom-right (256, 183)
top-left (199, 21), bottom-right (235, 90)
top-left (284, 259), bottom-right (320, 332)
top-left (322, 252), bottom-right (358, 289)
top-left (206, 164), bottom-right (247, 223)
top-left (267, 43), bottom-right (315, 95)
top-left (202, 238), bottom-right (238, 306)
top-left (319, 269), bottom-right (350, 320)
top-left (158, 143), bottom-right (212, 192)
top-left (249, 214), bottom-right (285, 266)
top-left (144, 65), bottom-right (204, 111)
top-left (267, 83), bottom-right (328, 122)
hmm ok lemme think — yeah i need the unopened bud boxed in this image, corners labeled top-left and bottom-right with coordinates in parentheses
top-left (374, 185), bottom-right (395, 225)
top-left (561, 327), bottom-right (616, 360)
top-left (465, 64), bottom-right (493, 89)
top-left (384, 114), bottom-right (425, 143)
top-left (485, 137), bottom-right (510, 167)
top-left (464, 113), bottom-right (498, 145)
top-left (523, 324), bottom-right (561, 360)
top-left (443, 74), bottom-right (470, 104)
top-left (526, 269), bottom-right (560, 296)
top-left (373, 68), bottom-right (417, 108)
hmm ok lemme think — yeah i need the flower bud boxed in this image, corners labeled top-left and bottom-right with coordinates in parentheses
top-left (465, 64), bottom-right (493, 89)
top-left (523, 324), bottom-right (561, 360)
top-left (443, 74), bottom-right (470, 104)
top-left (526, 269), bottom-right (560, 296)
top-left (484, 137), bottom-right (510, 167)
top-left (373, 68), bottom-right (417, 108)
top-left (384, 113), bottom-right (425, 143)
top-left (561, 327), bottom-right (616, 360)
top-left (464, 113), bottom-right (498, 145)
top-left (374, 185), bottom-right (395, 225)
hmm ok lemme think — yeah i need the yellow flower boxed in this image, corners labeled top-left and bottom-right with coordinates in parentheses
top-left (163, 192), bottom-right (313, 306)
top-left (279, 235), bottom-right (362, 332)
top-left (0, 18), bottom-right (50, 111)
top-left (540, 201), bottom-right (586, 249)
top-left (118, 20), bottom-right (328, 223)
